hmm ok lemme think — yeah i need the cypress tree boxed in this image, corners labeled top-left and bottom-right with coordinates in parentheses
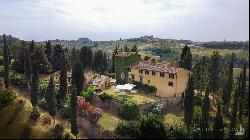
top-left (124, 45), bottom-right (129, 52)
top-left (201, 88), bottom-right (210, 139)
top-left (229, 73), bottom-right (242, 139)
top-left (58, 51), bottom-right (68, 108)
top-left (29, 40), bottom-right (35, 54)
top-left (131, 45), bottom-right (137, 52)
top-left (70, 85), bottom-right (78, 138)
top-left (111, 46), bottom-right (118, 73)
top-left (31, 63), bottom-right (39, 107)
top-left (180, 45), bottom-right (192, 71)
top-left (72, 60), bottom-right (84, 96)
top-left (184, 75), bottom-right (194, 129)
top-left (238, 62), bottom-right (246, 122)
top-left (3, 34), bottom-right (10, 89)
top-left (24, 46), bottom-right (32, 90)
top-left (213, 104), bottom-right (224, 139)
top-left (45, 41), bottom-right (52, 63)
top-left (47, 75), bottom-right (57, 125)
top-left (222, 53), bottom-right (234, 114)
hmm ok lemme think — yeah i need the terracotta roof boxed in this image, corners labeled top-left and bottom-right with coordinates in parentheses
top-left (131, 60), bottom-right (184, 73)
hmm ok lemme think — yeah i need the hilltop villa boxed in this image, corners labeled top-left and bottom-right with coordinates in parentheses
top-left (115, 52), bottom-right (190, 98)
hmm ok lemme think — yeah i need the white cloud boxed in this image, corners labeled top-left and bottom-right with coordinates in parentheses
top-left (0, 0), bottom-right (248, 41)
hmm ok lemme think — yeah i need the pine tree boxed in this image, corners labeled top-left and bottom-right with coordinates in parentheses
top-left (31, 63), bottom-right (39, 107)
top-left (3, 34), bottom-right (10, 89)
top-left (70, 85), bottom-right (78, 138)
top-left (222, 53), bottom-right (234, 114)
top-left (180, 45), bottom-right (192, 71)
top-left (239, 62), bottom-right (246, 123)
top-left (229, 73), bottom-right (242, 139)
top-left (58, 50), bottom-right (68, 108)
top-left (47, 75), bottom-right (57, 125)
top-left (213, 104), bottom-right (224, 139)
top-left (184, 75), bottom-right (194, 129)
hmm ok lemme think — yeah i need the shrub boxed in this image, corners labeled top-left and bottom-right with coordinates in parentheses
top-left (163, 114), bottom-right (187, 138)
top-left (118, 100), bottom-right (139, 120)
top-left (132, 81), bottom-right (157, 94)
top-left (115, 121), bottom-right (140, 138)
top-left (9, 71), bottom-right (28, 89)
top-left (139, 113), bottom-right (167, 139)
top-left (0, 90), bottom-right (17, 108)
top-left (54, 123), bottom-right (64, 139)
top-left (146, 101), bottom-right (167, 115)
top-left (42, 115), bottom-right (52, 126)
top-left (98, 92), bottom-right (113, 102)
top-left (29, 107), bottom-right (40, 122)
top-left (63, 133), bottom-right (73, 139)
top-left (81, 86), bottom-right (95, 101)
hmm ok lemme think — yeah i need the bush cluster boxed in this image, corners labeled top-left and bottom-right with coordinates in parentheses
top-left (118, 100), bottom-right (139, 120)
top-left (81, 85), bottom-right (95, 101)
top-left (98, 92), bottom-right (113, 102)
top-left (0, 90), bottom-right (17, 108)
top-left (132, 81), bottom-right (157, 94)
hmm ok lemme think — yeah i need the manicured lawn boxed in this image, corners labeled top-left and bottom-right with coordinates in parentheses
top-left (98, 112), bottom-right (121, 131)
top-left (103, 88), bottom-right (157, 105)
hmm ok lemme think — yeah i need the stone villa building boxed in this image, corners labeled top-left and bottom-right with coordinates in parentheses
top-left (115, 52), bottom-right (190, 98)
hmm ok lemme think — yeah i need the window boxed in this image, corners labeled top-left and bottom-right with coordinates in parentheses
top-left (152, 71), bottom-right (156, 76)
top-left (139, 69), bottom-right (143, 74)
top-left (128, 68), bottom-right (131, 72)
top-left (160, 72), bottom-right (165, 77)
top-left (145, 70), bottom-right (149, 75)
top-left (169, 73), bottom-right (175, 79)
top-left (168, 82), bottom-right (174, 87)
top-left (148, 80), bottom-right (150, 83)
top-left (140, 76), bottom-right (143, 82)
top-left (132, 75), bottom-right (135, 80)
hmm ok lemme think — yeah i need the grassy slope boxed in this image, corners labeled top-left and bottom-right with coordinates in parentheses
top-left (98, 112), bottom-right (121, 131)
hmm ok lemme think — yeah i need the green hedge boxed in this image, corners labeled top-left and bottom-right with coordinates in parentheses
top-left (132, 81), bottom-right (157, 94)
top-left (98, 92), bottom-right (113, 102)
top-left (118, 100), bottom-right (139, 120)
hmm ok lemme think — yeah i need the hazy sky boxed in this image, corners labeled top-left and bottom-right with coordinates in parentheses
top-left (0, 0), bottom-right (249, 41)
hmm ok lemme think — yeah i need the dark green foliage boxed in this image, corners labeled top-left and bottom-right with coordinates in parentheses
top-left (3, 34), bottom-right (10, 89)
top-left (80, 85), bottom-right (95, 101)
top-left (213, 104), bottom-right (224, 139)
top-left (119, 100), bottom-right (139, 120)
top-left (72, 60), bottom-right (84, 96)
top-left (115, 121), bottom-right (140, 138)
top-left (110, 46), bottom-right (118, 73)
top-left (70, 85), bottom-right (78, 137)
top-left (239, 62), bottom-right (247, 122)
top-left (132, 81), bottom-right (157, 94)
top-left (80, 46), bottom-right (93, 69)
top-left (93, 50), bottom-right (108, 74)
top-left (139, 113), bottom-right (167, 139)
top-left (98, 92), bottom-right (113, 102)
top-left (0, 90), bottom-right (17, 108)
top-left (131, 45), bottom-right (137, 52)
top-left (184, 75), bottom-right (194, 129)
top-left (229, 73), bottom-right (241, 138)
top-left (31, 63), bottom-right (39, 107)
top-left (201, 90), bottom-right (210, 139)
top-left (180, 45), bottom-right (192, 71)
top-left (202, 41), bottom-right (249, 50)
top-left (45, 41), bottom-right (52, 63)
top-left (47, 76), bottom-right (57, 118)
top-left (222, 53), bottom-right (234, 114)
top-left (54, 123), bottom-right (64, 139)
top-left (23, 46), bottom-right (32, 89)
top-left (124, 45), bottom-right (129, 52)
top-left (166, 125), bottom-right (188, 139)
top-left (58, 51), bottom-right (68, 108)
top-left (208, 51), bottom-right (222, 94)
top-left (29, 40), bottom-right (35, 54)
top-left (51, 44), bottom-right (63, 72)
